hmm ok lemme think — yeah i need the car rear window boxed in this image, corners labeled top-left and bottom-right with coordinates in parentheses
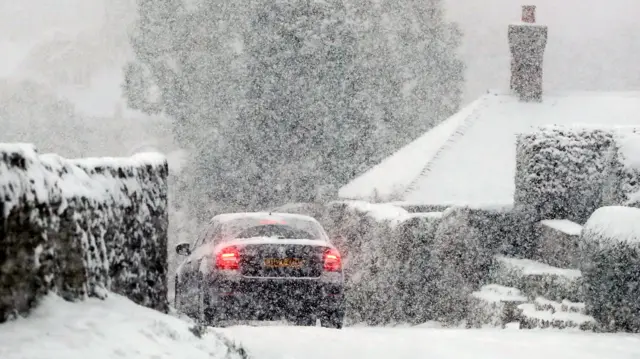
top-left (211, 217), bottom-right (325, 241)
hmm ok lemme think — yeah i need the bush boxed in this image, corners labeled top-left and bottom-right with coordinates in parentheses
top-left (430, 207), bottom-right (490, 324)
top-left (515, 126), bottom-right (615, 223)
top-left (0, 144), bottom-right (169, 322)
top-left (601, 131), bottom-right (640, 207)
top-left (535, 219), bottom-right (582, 268)
top-left (488, 256), bottom-right (583, 302)
top-left (327, 201), bottom-right (400, 325)
top-left (393, 214), bottom-right (442, 323)
top-left (425, 205), bottom-right (535, 325)
top-left (579, 206), bottom-right (640, 332)
top-left (515, 126), bottom-right (640, 223)
top-left (324, 201), bottom-right (445, 325)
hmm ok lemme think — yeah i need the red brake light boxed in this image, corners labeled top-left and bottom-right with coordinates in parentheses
top-left (259, 219), bottom-right (285, 225)
top-left (216, 246), bottom-right (240, 270)
top-left (323, 248), bottom-right (342, 272)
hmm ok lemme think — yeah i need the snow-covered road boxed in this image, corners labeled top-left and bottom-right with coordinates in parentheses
top-left (2, 294), bottom-right (639, 359)
top-left (220, 325), bottom-right (640, 359)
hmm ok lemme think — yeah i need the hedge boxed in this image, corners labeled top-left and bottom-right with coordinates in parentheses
top-left (514, 126), bottom-right (615, 223)
top-left (319, 201), bottom-right (444, 325)
top-left (515, 126), bottom-right (640, 223)
top-left (0, 144), bottom-right (169, 322)
top-left (579, 206), bottom-right (640, 332)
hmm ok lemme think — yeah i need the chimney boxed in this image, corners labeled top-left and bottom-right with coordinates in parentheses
top-left (508, 5), bottom-right (548, 102)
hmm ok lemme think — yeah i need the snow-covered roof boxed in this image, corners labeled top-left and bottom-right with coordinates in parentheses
top-left (339, 90), bottom-right (640, 206)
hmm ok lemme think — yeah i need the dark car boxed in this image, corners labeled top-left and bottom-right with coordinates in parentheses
top-left (174, 212), bottom-right (345, 328)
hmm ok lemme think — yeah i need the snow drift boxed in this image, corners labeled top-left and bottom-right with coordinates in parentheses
top-left (0, 293), bottom-right (246, 359)
top-left (0, 143), bottom-right (169, 322)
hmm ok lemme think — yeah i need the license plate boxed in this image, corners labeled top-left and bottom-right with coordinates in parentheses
top-left (264, 258), bottom-right (304, 268)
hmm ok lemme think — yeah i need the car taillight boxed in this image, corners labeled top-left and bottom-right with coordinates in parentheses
top-left (216, 246), bottom-right (240, 270)
top-left (323, 248), bottom-right (342, 272)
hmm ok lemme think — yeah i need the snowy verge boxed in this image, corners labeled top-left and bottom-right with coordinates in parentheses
top-left (222, 324), bottom-right (640, 358)
top-left (0, 143), bottom-right (169, 322)
top-left (579, 206), bottom-right (640, 332)
top-left (0, 293), bottom-right (247, 359)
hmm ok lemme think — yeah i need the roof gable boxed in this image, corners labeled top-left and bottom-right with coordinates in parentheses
top-left (339, 91), bottom-right (640, 206)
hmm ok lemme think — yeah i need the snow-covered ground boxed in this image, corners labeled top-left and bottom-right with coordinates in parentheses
top-left (4, 292), bottom-right (640, 359)
top-left (221, 324), bottom-right (640, 359)
top-left (0, 294), bottom-right (245, 359)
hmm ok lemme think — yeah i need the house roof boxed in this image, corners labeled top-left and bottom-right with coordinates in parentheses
top-left (338, 90), bottom-right (640, 206)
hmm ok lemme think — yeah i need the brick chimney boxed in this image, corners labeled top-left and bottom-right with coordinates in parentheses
top-left (508, 5), bottom-right (548, 102)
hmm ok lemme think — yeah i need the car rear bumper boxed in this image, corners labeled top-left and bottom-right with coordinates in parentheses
top-left (203, 274), bottom-right (344, 321)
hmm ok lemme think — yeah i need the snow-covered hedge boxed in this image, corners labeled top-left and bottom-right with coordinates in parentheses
top-left (325, 201), bottom-right (405, 324)
top-left (489, 256), bottom-right (583, 303)
top-left (429, 206), bottom-right (516, 324)
top-left (392, 214), bottom-right (443, 323)
top-left (325, 201), bottom-right (534, 326)
top-left (324, 201), bottom-right (445, 325)
top-left (535, 219), bottom-right (582, 268)
top-left (579, 206), bottom-right (640, 332)
top-left (0, 144), bottom-right (169, 322)
top-left (515, 126), bottom-right (640, 223)
top-left (601, 132), bottom-right (640, 207)
top-left (467, 284), bottom-right (527, 328)
top-left (515, 126), bottom-right (614, 223)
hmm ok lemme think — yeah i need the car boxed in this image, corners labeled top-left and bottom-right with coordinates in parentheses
top-left (174, 212), bottom-right (345, 328)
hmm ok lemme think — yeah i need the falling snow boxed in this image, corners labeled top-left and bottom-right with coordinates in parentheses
top-left (3, 0), bottom-right (640, 358)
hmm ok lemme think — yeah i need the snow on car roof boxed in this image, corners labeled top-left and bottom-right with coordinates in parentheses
top-left (211, 212), bottom-right (320, 224)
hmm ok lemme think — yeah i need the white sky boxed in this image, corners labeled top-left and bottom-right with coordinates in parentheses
top-left (0, 0), bottom-right (639, 104)
top-left (446, 0), bottom-right (640, 103)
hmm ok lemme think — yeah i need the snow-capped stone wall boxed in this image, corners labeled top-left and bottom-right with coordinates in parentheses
top-left (0, 144), bottom-right (169, 322)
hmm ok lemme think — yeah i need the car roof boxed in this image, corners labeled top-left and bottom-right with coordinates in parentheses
top-left (210, 212), bottom-right (320, 224)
